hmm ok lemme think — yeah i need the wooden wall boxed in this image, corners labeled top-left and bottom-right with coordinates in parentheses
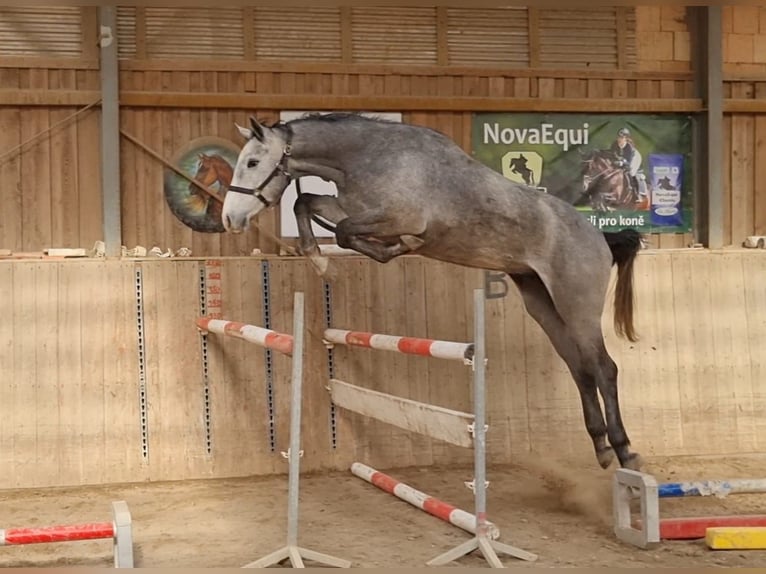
top-left (0, 250), bottom-right (764, 489)
top-left (4, 5), bottom-right (766, 256)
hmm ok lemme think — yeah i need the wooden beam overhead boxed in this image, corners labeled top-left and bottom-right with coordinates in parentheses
top-left (119, 91), bottom-right (704, 113)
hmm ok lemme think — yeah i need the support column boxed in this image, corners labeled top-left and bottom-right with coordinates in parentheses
top-left (99, 6), bottom-right (122, 257)
top-left (691, 6), bottom-right (724, 248)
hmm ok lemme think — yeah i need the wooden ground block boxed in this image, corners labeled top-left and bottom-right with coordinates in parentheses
top-left (706, 527), bottom-right (766, 550)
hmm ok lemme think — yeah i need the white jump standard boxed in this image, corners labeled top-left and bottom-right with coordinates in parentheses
top-left (326, 289), bottom-right (537, 567)
top-left (198, 293), bottom-right (351, 569)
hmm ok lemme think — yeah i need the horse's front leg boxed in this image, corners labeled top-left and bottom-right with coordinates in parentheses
top-left (334, 212), bottom-right (426, 264)
top-left (293, 193), bottom-right (348, 256)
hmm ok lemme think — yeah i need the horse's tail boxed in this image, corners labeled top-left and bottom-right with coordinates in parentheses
top-left (603, 229), bottom-right (642, 342)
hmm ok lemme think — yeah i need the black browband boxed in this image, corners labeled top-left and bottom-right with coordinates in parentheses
top-left (227, 125), bottom-right (293, 206)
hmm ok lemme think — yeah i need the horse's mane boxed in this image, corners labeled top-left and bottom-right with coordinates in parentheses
top-left (290, 112), bottom-right (398, 125)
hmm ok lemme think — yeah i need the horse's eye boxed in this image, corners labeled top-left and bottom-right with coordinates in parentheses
top-left (247, 159), bottom-right (259, 168)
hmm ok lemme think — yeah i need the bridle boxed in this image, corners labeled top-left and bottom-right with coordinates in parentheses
top-left (226, 125), bottom-right (294, 207)
top-left (224, 122), bottom-right (338, 233)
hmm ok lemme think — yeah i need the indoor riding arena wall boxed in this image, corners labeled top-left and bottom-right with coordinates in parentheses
top-left (0, 6), bottom-right (765, 491)
top-left (0, 251), bottom-right (764, 489)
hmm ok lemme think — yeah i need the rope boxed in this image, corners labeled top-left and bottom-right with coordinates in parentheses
top-left (0, 98), bottom-right (102, 166)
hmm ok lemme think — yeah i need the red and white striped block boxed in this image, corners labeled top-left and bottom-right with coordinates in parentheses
top-left (324, 329), bottom-right (474, 362)
top-left (196, 318), bottom-right (294, 356)
top-left (0, 523), bottom-right (114, 545)
top-left (351, 462), bottom-right (499, 539)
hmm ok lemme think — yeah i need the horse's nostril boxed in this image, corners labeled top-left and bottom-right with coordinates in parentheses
top-left (223, 214), bottom-right (231, 230)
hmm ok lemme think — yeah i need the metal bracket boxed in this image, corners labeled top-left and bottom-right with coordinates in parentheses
top-left (467, 422), bottom-right (489, 438)
top-left (281, 448), bottom-right (304, 459)
top-left (464, 479), bottom-right (490, 493)
top-left (99, 25), bottom-right (114, 48)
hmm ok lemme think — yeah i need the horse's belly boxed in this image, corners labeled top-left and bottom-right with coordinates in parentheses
top-left (416, 243), bottom-right (531, 274)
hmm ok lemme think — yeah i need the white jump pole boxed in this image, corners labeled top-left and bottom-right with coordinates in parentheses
top-left (241, 292), bottom-right (350, 569)
top-left (199, 294), bottom-right (350, 569)
top-left (328, 289), bottom-right (537, 567)
top-left (0, 501), bottom-right (133, 568)
top-left (427, 289), bottom-right (537, 567)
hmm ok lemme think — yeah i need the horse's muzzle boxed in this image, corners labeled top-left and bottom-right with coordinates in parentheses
top-left (223, 213), bottom-right (246, 234)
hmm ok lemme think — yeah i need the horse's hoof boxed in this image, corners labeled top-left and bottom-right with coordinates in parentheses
top-left (596, 447), bottom-right (615, 469)
top-left (622, 452), bottom-right (645, 471)
top-left (309, 255), bottom-right (329, 276)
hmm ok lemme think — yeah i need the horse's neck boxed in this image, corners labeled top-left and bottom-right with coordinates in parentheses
top-left (211, 158), bottom-right (233, 184)
top-left (289, 121), bottom-right (355, 186)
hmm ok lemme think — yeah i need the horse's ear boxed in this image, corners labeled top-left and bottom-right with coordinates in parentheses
top-left (249, 116), bottom-right (265, 142)
top-left (235, 122), bottom-right (252, 140)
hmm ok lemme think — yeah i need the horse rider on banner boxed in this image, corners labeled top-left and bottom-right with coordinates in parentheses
top-left (610, 127), bottom-right (648, 203)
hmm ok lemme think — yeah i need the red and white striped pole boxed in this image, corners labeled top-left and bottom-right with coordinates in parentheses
top-left (0, 523), bottom-right (114, 545)
top-left (324, 329), bottom-right (474, 363)
top-left (0, 501), bottom-right (133, 568)
top-left (351, 462), bottom-right (499, 539)
top-left (197, 318), bottom-right (294, 356)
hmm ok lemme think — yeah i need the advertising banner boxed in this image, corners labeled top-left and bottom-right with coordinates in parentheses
top-left (471, 113), bottom-right (693, 233)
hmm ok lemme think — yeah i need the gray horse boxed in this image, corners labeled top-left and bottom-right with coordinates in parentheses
top-left (222, 113), bottom-right (643, 471)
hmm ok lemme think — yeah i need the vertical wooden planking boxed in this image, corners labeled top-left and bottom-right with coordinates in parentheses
top-left (75, 70), bottom-right (102, 249)
top-left (729, 84), bottom-right (755, 246)
top-left (192, 72), bottom-right (221, 257)
top-left (617, 253), bottom-right (684, 456)
top-left (102, 261), bottom-right (146, 483)
top-left (143, 260), bottom-right (209, 481)
top-left (120, 75), bottom-right (138, 250)
top-left (521, 282), bottom-right (587, 460)
top-left (20, 70), bottom-right (51, 251)
top-left (36, 263), bottom-right (61, 484)
top-left (422, 259), bottom-right (472, 467)
top-left (0, 264), bottom-right (13, 482)
top-left (742, 252), bottom-right (766, 452)
top-left (77, 260), bottom-right (107, 484)
top-left (400, 256), bottom-right (434, 467)
top-left (168, 72), bottom-right (194, 253)
top-left (212, 258), bottom-right (274, 476)
top-left (143, 71), bottom-right (165, 248)
top-left (31, 262), bottom-right (58, 484)
top-left (333, 258), bottom-right (376, 466)
top-left (670, 252), bottom-right (720, 454)
top-left (0, 69), bottom-right (21, 251)
top-left (722, 114), bottom-right (732, 246)
top-left (488, 274), bottom-right (532, 461)
top-left (754, 85), bottom-right (766, 236)
top-left (58, 70), bottom-right (80, 248)
top-left (709, 253), bottom-right (757, 452)
top-left (267, 258), bottom-right (301, 473)
top-left (53, 70), bottom-right (81, 249)
top-left (11, 263), bottom-right (37, 486)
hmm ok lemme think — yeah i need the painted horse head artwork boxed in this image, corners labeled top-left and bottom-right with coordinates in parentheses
top-left (164, 150), bottom-right (234, 233)
top-left (222, 113), bottom-right (645, 471)
top-left (187, 153), bottom-right (232, 227)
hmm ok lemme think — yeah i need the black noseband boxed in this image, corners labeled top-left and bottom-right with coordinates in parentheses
top-left (227, 126), bottom-right (293, 206)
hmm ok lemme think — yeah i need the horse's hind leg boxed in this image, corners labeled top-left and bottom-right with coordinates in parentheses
top-left (510, 272), bottom-right (641, 470)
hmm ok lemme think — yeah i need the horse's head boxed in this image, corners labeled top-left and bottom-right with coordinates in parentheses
top-left (191, 153), bottom-right (215, 187)
top-left (580, 149), bottom-right (616, 192)
top-left (222, 117), bottom-right (292, 233)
